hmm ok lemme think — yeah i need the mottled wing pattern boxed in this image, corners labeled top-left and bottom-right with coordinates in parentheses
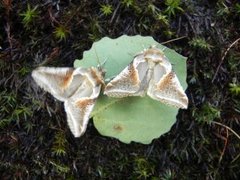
top-left (148, 70), bottom-right (188, 109)
top-left (64, 96), bottom-right (97, 137)
top-left (104, 55), bottom-right (148, 97)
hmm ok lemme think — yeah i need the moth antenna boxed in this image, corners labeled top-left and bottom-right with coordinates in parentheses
top-left (162, 46), bottom-right (167, 52)
top-left (93, 45), bottom-right (106, 77)
top-left (150, 44), bottom-right (157, 48)
top-left (93, 45), bottom-right (101, 67)
top-left (99, 59), bottom-right (107, 68)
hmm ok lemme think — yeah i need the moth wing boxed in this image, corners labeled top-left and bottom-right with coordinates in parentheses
top-left (64, 88), bottom-right (100, 137)
top-left (31, 67), bottom-right (83, 101)
top-left (147, 66), bottom-right (188, 109)
top-left (104, 55), bottom-right (148, 97)
top-left (63, 68), bottom-right (103, 137)
top-left (32, 67), bottom-right (104, 137)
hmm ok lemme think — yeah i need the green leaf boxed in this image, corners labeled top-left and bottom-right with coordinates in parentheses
top-left (74, 35), bottom-right (187, 144)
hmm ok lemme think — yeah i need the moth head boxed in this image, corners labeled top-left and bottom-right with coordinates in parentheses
top-left (143, 47), bottom-right (165, 64)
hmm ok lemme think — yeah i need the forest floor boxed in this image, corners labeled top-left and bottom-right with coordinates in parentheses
top-left (0, 0), bottom-right (239, 179)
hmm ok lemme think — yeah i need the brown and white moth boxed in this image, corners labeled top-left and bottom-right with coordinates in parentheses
top-left (104, 47), bottom-right (188, 109)
top-left (32, 67), bottom-right (104, 137)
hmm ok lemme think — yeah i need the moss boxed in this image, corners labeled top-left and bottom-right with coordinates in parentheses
top-left (0, 0), bottom-right (239, 179)
top-left (20, 4), bottom-right (39, 28)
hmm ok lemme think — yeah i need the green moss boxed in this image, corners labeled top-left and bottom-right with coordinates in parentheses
top-left (189, 37), bottom-right (212, 51)
top-left (50, 161), bottom-right (70, 174)
top-left (53, 25), bottom-right (69, 41)
top-left (51, 132), bottom-right (68, 157)
top-left (234, 3), bottom-right (240, 14)
top-left (229, 83), bottom-right (240, 95)
top-left (164, 0), bottom-right (183, 17)
top-left (20, 4), bottom-right (39, 28)
top-left (160, 169), bottom-right (176, 180)
top-left (121, 0), bottom-right (135, 8)
top-left (100, 4), bottom-right (113, 16)
top-left (133, 157), bottom-right (155, 179)
top-left (193, 103), bottom-right (221, 124)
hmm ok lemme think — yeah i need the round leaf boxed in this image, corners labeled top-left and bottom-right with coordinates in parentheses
top-left (74, 35), bottom-right (187, 144)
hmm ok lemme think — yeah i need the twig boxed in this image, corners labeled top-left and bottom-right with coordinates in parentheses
top-left (5, 22), bottom-right (13, 55)
top-left (212, 121), bottom-right (240, 140)
top-left (212, 38), bottom-right (240, 83)
top-left (231, 153), bottom-right (240, 163)
top-left (213, 128), bottom-right (229, 179)
top-left (218, 128), bottom-right (228, 164)
top-left (161, 36), bottom-right (187, 45)
top-left (48, 7), bottom-right (60, 25)
top-left (110, 2), bottom-right (121, 24)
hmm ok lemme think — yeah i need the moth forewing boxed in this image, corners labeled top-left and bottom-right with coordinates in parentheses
top-left (64, 97), bottom-right (96, 137)
top-left (32, 67), bottom-right (75, 102)
top-left (147, 71), bottom-right (188, 109)
top-left (104, 57), bottom-right (144, 97)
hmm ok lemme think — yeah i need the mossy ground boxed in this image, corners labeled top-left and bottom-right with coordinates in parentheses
top-left (0, 0), bottom-right (239, 179)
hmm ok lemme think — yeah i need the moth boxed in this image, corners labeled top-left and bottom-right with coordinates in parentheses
top-left (104, 47), bottom-right (188, 109)
top-left (32, 66), bottom-right (104, 137)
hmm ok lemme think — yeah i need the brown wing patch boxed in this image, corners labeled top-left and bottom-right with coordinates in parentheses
top-left (61, 69), bottom-right (74, 89)
top-left (157, 71), bottom-right (175, 90)
top-left (89, 67), bottom-right (105, 86)
top-left (127, 62), bottom-right (139, 85)
top-left (76, 98), bottom-right (95, 114)
top-left (157, 71), bottom-right (188, 106)
top-left (105, 62), bottom-right (140, 91)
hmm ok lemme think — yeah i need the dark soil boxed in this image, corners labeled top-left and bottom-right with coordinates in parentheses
top-left (0, 0), bottom-right (239, 179)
